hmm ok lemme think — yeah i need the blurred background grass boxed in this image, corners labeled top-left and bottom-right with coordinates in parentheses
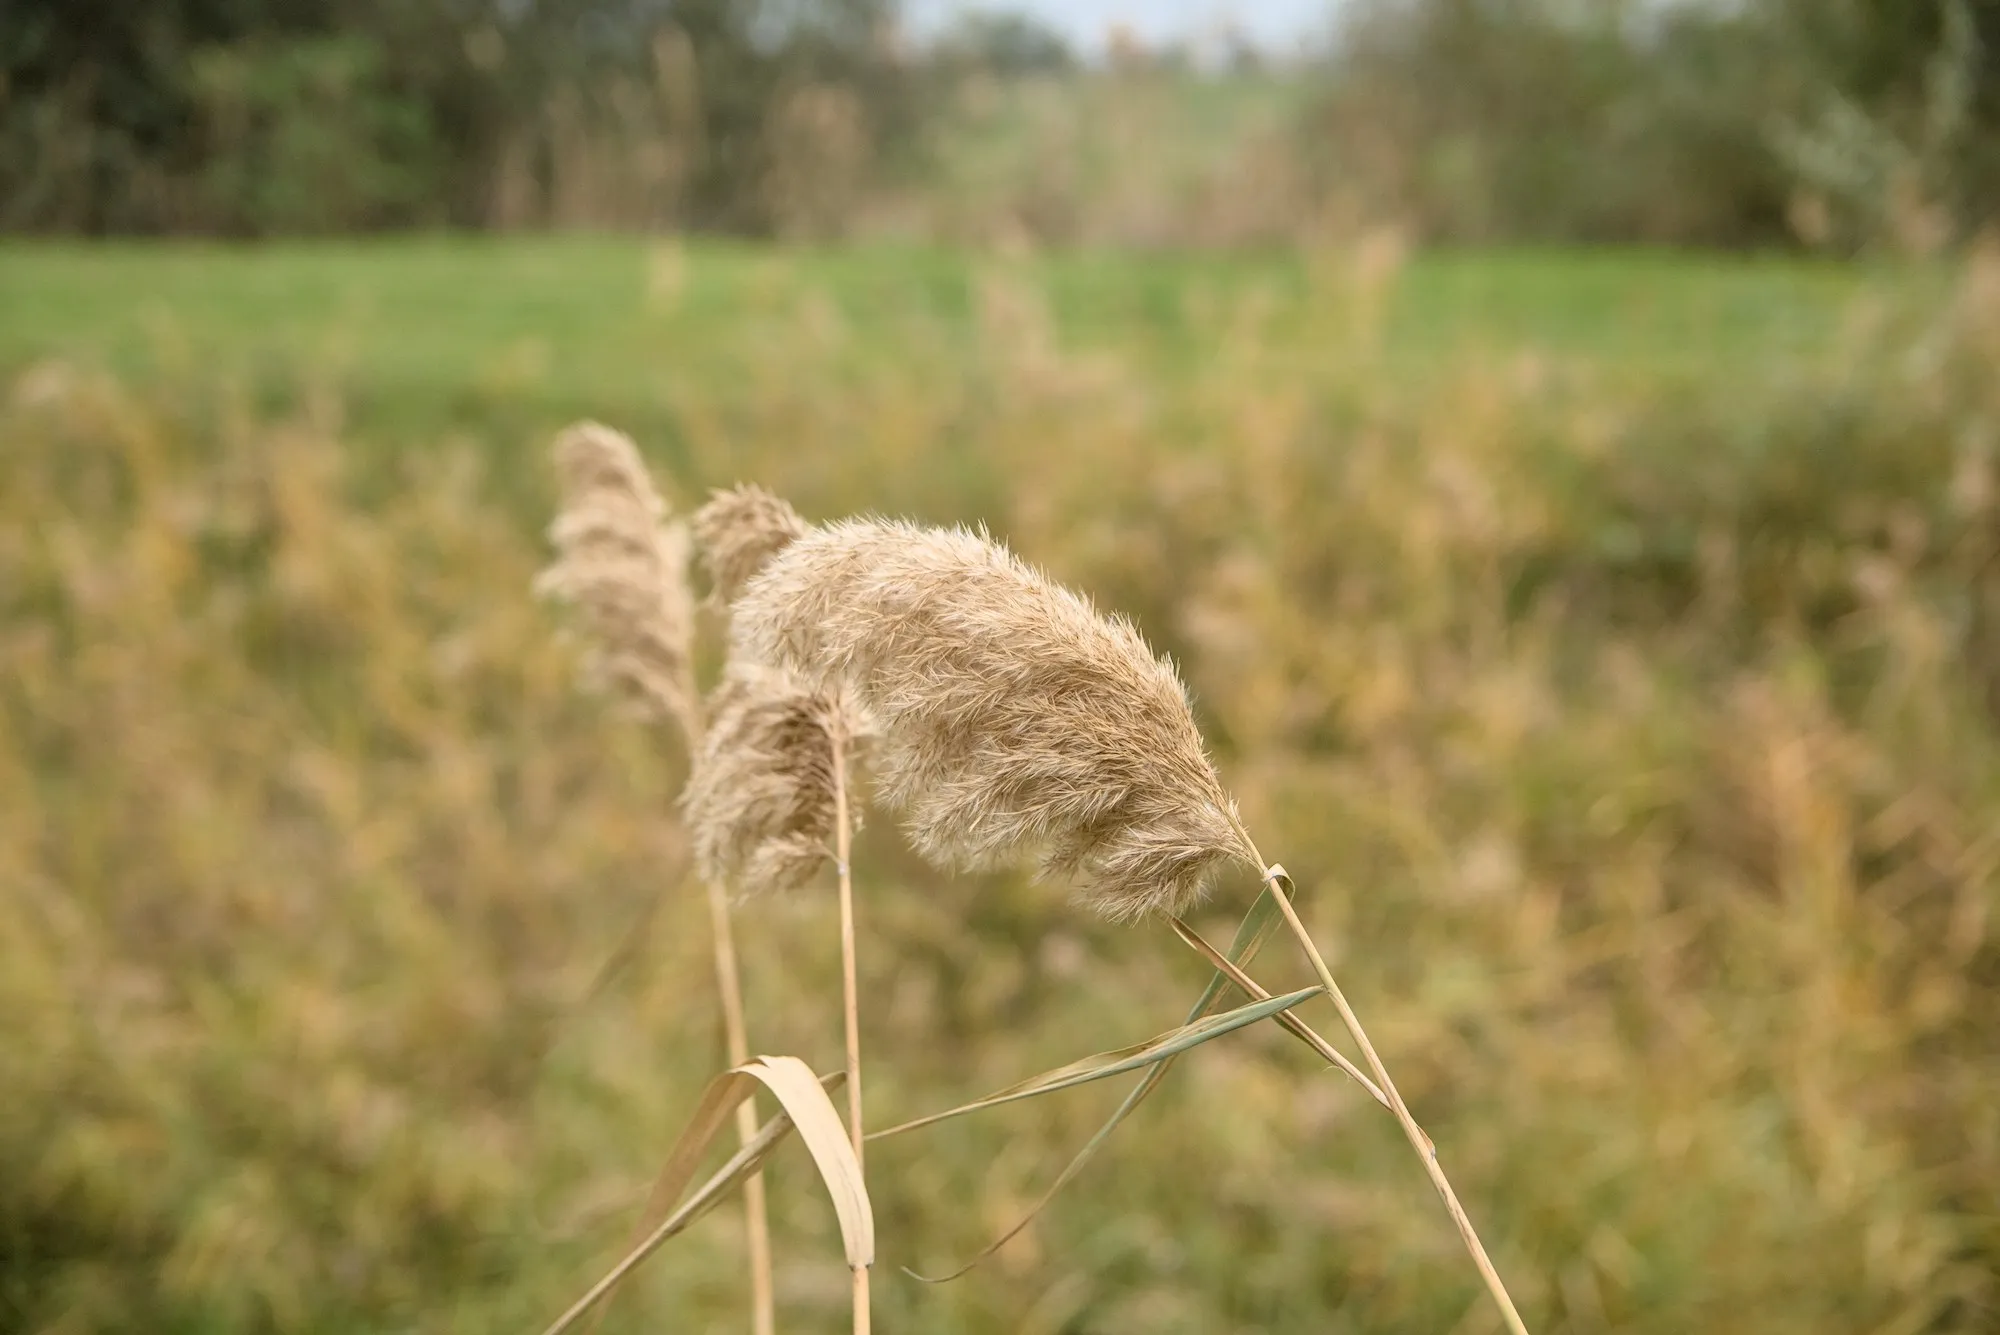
top-left (5, 1), bottom-right (2000, 1332)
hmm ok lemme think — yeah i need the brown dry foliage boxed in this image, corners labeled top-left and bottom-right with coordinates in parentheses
top-left (535, 422), bottom-right (700, 740)
top-left (683, 664), bottom-right (871, 895)
top-left (731, 519), bottom-right (1254, 920)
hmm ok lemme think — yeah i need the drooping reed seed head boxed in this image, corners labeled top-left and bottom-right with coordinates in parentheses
top-left (683, 664), bottom-right (871, 895)
top-left (693, 484), bottom-right (810, 606)
top-left (730, 519), bottom-right (1256, 920)
top-left (535, 421), bottom-right (699, 741)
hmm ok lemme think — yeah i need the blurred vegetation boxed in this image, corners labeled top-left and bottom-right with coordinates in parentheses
top-left (6, 0), bottom-right (1998, 248)
top-left (0, 0), bottom-right (907, 236)
top-left (7, 2), bottom-right (2000, 1329)
top-left (1313, 0), bottom-right (2000, 251)
top-left (0, 238), bottom-right (1922, 452)
top-left (2, 238), bottom-right (1997, 1331)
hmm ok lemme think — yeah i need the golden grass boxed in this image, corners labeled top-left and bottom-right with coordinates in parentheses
top-left (3, 245), bottom-right (1998, 1332)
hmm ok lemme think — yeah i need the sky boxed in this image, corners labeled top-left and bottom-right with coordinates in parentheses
top-left (903, 0), bottom-right (1333, 58)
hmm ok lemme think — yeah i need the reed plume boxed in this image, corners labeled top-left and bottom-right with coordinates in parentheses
top-left (728, 514), bottom-right (1528, 1332)
top-left (535, 422), bottom-right (700, 742)
top-left (694, 484), bottom-right (810, 605)
top-left (683, 664), bottom-right (872, 896)
top-left (729, 519), bottom-right (1255, 920)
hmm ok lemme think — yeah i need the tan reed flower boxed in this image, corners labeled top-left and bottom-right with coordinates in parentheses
top-left (534, 422), bottom-right (699, 741)
top-left (693, 484), bottom-right (810, 606)
top-left (730, 519), bottom-right (1255, 919)
top-left (683, 664), bottom-right (872, 895)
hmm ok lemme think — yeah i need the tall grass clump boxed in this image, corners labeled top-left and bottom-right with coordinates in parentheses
top-left (542, 476), bottom-right (883, 1334)
top-left (694, 663), bottom-right (874, 1334)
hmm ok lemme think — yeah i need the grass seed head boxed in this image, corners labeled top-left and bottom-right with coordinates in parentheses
top-left (684, 664), bottom-right (872, 896)
top-left (535, 421), bottom-right (699, 741)
top-left (730, 518), bottom-right (1255, 919)
top-left (694, 484), bottom-right (810, 606)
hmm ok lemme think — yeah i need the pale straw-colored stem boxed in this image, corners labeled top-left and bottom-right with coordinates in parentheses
top-left (1235, 837), bottom-right (1529, 1335)
top-left (1167, 916), bottom-right (1390, 1110)
top-left (703, 877), bottom-right (776, 1335)
top-left (833, 731), bottom-right (870, 1335)
top-left (682, 670), bottom-right (773, 1335)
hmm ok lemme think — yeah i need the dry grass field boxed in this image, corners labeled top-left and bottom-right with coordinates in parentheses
top-left (1, 237), bottom-right (1995, 1333)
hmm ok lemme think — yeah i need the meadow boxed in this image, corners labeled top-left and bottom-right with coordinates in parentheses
top-left (2, 236), bottom-right (1995, 1334)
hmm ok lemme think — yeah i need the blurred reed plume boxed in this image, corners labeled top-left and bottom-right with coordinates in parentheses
top-left (683, 665), bottom-right (872, 896)
top-left (535, 421), bottom-right (700, 742)
top-left (731, 519), bottom-right (1254, 920)
top-left (694, 484), bottom-right (811, 606)
top-left (536, 421), bottom-right (776, 1335)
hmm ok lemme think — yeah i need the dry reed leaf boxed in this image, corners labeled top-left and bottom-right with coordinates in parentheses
top-left (732, 519), bottom-right (1256, 919)
top-left (868, 985), bottom-right (1319, 1141)
top-left (544, 1058), bottom-right (867, 1335)
top-left (558, 1114), bottom-right (805, 1335)
top-left (535, 421), bottom-right (699, 741)
top-left (682, 664), bottom-right (873, 895)
top-left (582, 1070), bottom-right (846, 1335)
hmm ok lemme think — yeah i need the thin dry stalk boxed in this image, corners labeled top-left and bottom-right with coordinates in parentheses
top-left (834, 729), bottom-right (870, 1335)
top-left (1245, 857), bottom-right (1530, 1335)
top-left (681, 662), bottom-right (873, 1326)
top-left (705, 879), bottom-right (776, 1335)
top-left (1167, 916), bottom-right (1389, 1110)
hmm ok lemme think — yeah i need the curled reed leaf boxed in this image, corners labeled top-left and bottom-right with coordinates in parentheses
top-left (731, 519), bottom-right (1255, 919)
top-left (683, 664), bottom-right (872, 895)
top-left (535, 422), bottom-right (699, 740)
top-left (693, 484), bottom-right (810, 605)
top-left (541, 1060), bottom-right (864, 1335)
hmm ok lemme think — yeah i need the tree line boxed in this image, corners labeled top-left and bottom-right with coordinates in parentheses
top-left (3, 0), bottom-right (1994, 247)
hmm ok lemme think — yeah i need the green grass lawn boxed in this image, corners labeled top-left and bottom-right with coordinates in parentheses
top-left (0, 236), bottom-right (1934, 445)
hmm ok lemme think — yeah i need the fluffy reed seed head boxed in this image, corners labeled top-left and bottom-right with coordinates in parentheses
top-left (693, 484), bottom-right (810, 606)
top-left (683, 664), bottom-right (871, 895)
top-left (535, 422), bottom-right (699, 740)
top-left (730, 519), bottom-right (1255, 920)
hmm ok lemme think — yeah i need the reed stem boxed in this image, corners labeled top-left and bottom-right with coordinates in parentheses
top-left (1240, 849), bottom-right (1529, 1335)
top-left (703, 878), bottom-right (776, 1335)
top-left (1167, 916), bottom-right (1389, 1109)
top-left (833, 731), bottom-right (870, 1335)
